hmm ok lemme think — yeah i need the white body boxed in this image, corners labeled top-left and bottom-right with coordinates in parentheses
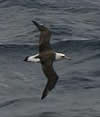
top-left (26, 52), bottom-right (70, 63)
top-left (27, 54), bottom-right (40, 63)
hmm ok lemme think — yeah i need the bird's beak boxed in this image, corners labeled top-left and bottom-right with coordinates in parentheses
top-left (65, 56), bottom-right (72, 60)
top-left (32, 21), bottom-right (42, 31)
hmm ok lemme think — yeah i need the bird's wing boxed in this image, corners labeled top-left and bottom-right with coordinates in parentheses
top-left (39, 35), bottom-right (52, 53)
top-left (32, 21), bottom-right (52, 53)
top-left (41, 61), bottom-right (59, 99)
top-left (39, 27), bottom-right (52, 53)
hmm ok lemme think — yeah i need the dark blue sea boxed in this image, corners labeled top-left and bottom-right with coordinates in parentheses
top-left (0, 0), bottom-right (100, 117)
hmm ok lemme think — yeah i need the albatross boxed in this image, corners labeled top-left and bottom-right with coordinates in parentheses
top-left (24, 21), bottom-right (71, 100)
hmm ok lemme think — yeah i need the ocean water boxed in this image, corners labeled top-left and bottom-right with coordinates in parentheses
top-left (0, 0), bottom-right (100, 117)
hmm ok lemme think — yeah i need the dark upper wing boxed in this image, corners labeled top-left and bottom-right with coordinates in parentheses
top-left (32, 20), bottom-right (52, 53)
top-left (39, 29), bottom-right (52, 53)
top-left (41, 61), bottom-right (59, 99)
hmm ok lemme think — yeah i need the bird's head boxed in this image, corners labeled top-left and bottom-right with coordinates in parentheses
top-left (56, 53), bottom-right (71, 61)
top-left (63, 54), bottom-right (72, 60)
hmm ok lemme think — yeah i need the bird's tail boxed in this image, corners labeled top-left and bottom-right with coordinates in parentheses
top-left (41, 77), bottom-right (58, 100)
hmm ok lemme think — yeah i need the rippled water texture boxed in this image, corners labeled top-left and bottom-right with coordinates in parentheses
top-left (0, 0), bottom-right (100, 117)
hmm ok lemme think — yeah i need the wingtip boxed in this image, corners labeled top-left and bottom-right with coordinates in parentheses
top-left (41, 76), bottom-right (58, 100)
top-left (32, 20), bottom-right (41, 30)
top-left (41, 95), bottom-right (45, 100)
top-left (41, 88), bottom-right (49, 100)
top-left (41, 90), bottom-right (48, 100)
top-left (32, 20), bottom-right (39, 25)
top-left (32, 20), bottom-right (36, 24)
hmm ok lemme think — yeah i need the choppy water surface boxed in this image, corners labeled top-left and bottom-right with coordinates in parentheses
top-left (0, 0), bottom-right (100, 117)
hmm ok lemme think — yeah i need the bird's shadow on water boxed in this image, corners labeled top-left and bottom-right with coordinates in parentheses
top-left (37, 112), bottom-right (60, 117)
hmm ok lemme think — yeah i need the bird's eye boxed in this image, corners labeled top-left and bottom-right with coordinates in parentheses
top-left (62, 56), bottom-right (65, 58)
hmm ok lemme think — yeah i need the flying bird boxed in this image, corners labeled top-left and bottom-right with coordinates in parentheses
top-left (24, 21), bottom-right (71, 100)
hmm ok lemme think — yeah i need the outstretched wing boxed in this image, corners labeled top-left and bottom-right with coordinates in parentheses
top-left (39, 31), bottom-right (52, 53)
top-left (41, 61), bottom-right (59, 100)
top-left (32, 21), bottom-right (52, 53)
